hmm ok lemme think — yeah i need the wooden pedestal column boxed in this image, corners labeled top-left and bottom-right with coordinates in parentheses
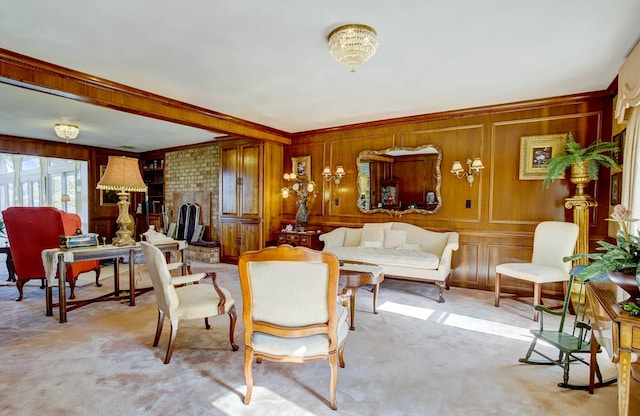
top-left (565, 195), bottom-right (597, 265)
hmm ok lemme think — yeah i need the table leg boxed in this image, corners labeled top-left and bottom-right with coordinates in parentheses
top-left (619, 350), bottom-right (631, 416)
top-left (373, 283), bottom-right (380, 314)
top-left (113, 260), bottom-right (120, 295)
top-left (58, 253), bottom-right (67, 323)
top-left (348, 287), bottom-right (357, 330)
top-left (129, 248), bottom-right (136, 306)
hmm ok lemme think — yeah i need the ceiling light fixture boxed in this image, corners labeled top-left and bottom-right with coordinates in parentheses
top-left (328, 24), bottom-right (378, 72)
top-left (54, 123), bottom-right (80, 143)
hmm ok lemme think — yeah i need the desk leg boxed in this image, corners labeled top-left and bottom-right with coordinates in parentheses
top-left (45, 283), bottom-right (53, 316)
top-left (58, 253), bottom-right (67, 323)
top-left (129, 248), bottom-right (136, 307)
top-left (113, 260), bottom-right (120, 295)
top-left (619, 349), bottom-right (631, 416)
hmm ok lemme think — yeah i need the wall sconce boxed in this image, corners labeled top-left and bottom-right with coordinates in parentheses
top-left (451, 158), bottom-right (484, 187)
top-left (322, 166), bottom-right (345, 186)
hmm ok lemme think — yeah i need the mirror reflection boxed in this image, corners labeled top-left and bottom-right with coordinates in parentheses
top-left (357, 145), bottom-right (442, 215)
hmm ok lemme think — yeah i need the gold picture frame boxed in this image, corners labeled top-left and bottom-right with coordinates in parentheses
top-left (291, 155), bottom-right (311, 181)
top-left (519, 134), bottom-right (567, 180)
top-left (99, 165), bottom-right (120, 206)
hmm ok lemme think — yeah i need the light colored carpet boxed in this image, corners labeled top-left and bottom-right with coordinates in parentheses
top-left (0, 262), bottom-right (637, 416)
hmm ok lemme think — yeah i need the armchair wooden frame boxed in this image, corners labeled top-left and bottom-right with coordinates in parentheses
top-left (238, 245), bottom-right (348, 410)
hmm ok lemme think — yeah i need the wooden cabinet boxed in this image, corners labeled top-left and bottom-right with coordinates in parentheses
top-left (277, 231), bottom-right (323, 250)
top-left (219, 139), bottom-right (283, 263)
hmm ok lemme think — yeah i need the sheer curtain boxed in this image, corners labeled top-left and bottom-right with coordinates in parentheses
top-left (616, 41), bottom-right (640, 232)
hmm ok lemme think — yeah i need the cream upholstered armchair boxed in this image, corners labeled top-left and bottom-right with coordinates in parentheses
top-left (494, 221), bottom-right (579, 321)
top-left (238, 245), bottom-right (349, 411)
top-left (140, 241), bottom-right (238, 364)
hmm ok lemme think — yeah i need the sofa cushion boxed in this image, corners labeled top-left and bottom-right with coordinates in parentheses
top-left (326, 246), bottom-right (440, 269)
top-left (361, 240), bottom-right (383, 249)
top-left (344, 228), bottom-right (362, 247)
top-left (359, 223), bottom-right (392, 247)
top-left (383, 229), bottom-right (407, 249)
top-left (400, 243), bottom-right (421, 250)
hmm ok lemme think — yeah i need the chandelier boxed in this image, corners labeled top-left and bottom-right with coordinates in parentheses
top-left (54, 124), bottom-right (80, 143)
top-left (328, 24), bottom-right (378, 72)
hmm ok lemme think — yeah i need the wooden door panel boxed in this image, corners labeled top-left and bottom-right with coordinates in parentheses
top-left (221, 147), bottom-right (239, 216)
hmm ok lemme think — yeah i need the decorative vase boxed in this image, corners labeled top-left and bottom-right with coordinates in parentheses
top-left (607, 270), bottom-right (640, 303)
top-left (570, 161), bottom-right (591, 197)
top-left (295, 199), bottom-right (309, 231)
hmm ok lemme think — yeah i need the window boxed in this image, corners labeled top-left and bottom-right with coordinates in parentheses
top-left (0, 154), bottom-right (89, 230)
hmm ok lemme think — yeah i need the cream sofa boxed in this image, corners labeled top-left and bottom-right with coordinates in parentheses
top-left (319, 222), bottom-right (459, 303)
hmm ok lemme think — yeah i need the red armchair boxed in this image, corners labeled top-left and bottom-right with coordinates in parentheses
top-left (2, 207), bottom-right (101, 301)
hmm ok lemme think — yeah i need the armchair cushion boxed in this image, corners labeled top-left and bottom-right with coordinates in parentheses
top-left (251, 303), bottom-right (349, 357)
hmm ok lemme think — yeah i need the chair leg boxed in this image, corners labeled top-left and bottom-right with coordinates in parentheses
top-left (68, 277), bottom-right (77, 300)
top-left (94, 267), bottom-right (102, 288)
top-left (163, 319), bottom-right (179, 364)
top-left (533, 283), bottom-right (541, 322)
top-left (494, 273), bottom-right (501, 307)
top-left (204, 317), bottom-right (211, 329)
top-left (338, 343), bottom-right (346, 368)
top-left (153, 309), bottom-right (165, 347)
top-left (329, 353), bottom-right (338, 410)
top-left (15, 280), bottom-right (26, 301)
top-left (243, 349), bottom-right (254, 405)
top-left (228, 305), bottom-right (239, 351)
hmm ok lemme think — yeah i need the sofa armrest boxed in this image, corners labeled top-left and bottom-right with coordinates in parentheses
top-left (437, 232), bottom-right (459, 274)
top-left (319, 227), bottom-right (346, 249)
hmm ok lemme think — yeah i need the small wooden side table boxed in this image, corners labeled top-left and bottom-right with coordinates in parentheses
top-left (339, 262), bottom-right (384, 330)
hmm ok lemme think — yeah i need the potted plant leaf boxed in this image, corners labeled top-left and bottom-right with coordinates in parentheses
top-left (542, 132), bottom-right (620, 196)
top-left (565, 205), bottom-right (640, 315)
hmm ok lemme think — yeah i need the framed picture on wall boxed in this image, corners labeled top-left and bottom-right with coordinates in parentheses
top-left (291, 155), bottom-right (311, 181)
top-left (613, 128), bottom-right (626, 166)
top-left (519, 133), bottom-right (568, 180)
top-left (99, 165), bottom-right (120, 206)
top-left (610, 172), bottom-right (621, 205)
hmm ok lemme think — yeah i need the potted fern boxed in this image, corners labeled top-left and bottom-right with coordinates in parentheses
top-left (542, 132), bottom-right (620, 196)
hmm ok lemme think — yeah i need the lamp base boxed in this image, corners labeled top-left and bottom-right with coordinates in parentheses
top-left (111, 192), bottom-right (136, 246)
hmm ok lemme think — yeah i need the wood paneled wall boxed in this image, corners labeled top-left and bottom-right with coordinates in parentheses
top-left (283, 93), bottom-right (614, 295)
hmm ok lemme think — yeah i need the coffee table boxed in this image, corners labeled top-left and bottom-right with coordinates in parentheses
top-left (339, 261), bottom-right (384, 330)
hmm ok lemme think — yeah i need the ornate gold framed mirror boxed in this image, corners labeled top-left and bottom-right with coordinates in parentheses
top-left (356, 144), bottom-right (442, 215)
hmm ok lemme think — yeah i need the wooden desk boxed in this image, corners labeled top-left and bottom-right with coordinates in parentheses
top-left (43, 241), bottom-right (186, 323)
top-left (586, 280), bottom-right (640, 416)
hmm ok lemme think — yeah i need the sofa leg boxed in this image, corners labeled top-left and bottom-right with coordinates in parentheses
top-left (435, 281), bottom-right (446, 303)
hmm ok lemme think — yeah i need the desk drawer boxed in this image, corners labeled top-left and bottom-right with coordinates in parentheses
top-left (285, 234), bottom-right (301, 244)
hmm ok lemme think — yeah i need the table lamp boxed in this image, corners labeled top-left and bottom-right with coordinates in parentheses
top-left (96, 156), bottom-right (147, 246)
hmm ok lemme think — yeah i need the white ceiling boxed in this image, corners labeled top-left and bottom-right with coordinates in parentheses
top-left (1, 1), bottom-right (639, 152)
